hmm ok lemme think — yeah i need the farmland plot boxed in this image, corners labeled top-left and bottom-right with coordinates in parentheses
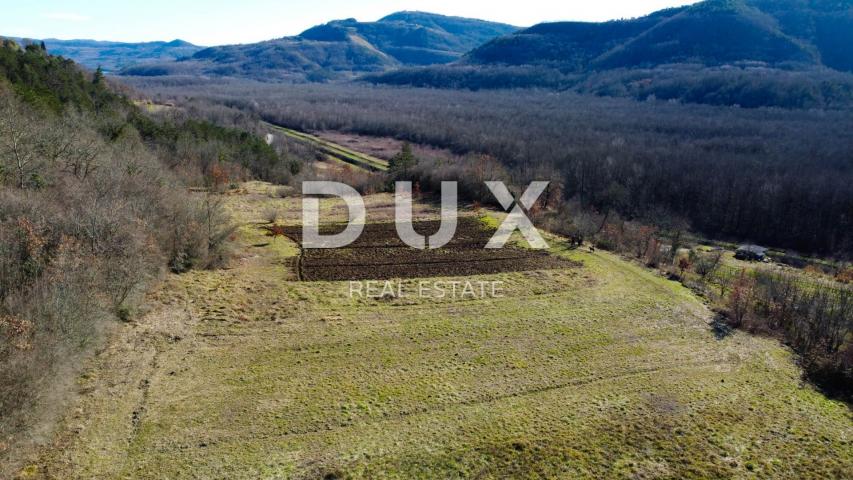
top-left (287, 218), bottom-right (580, 281)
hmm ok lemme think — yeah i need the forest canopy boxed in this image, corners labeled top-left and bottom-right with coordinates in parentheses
top-left (131, 79), bottom-right (853, 257)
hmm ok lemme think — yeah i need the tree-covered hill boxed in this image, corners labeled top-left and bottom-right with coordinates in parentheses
top-left (120, 12), bottom-right (517, 81)
top-left (366, 0), bottom-right (853, 108)
top-left (0, 38), bottom-right (120, 112)
top-left (465, 0), bottom-right (850, 71)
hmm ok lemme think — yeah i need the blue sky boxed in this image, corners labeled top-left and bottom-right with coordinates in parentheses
top-left (1, 0), bottom-right (696, 46)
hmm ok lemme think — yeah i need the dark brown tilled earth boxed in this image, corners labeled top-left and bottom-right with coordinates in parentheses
top-left (282, 217), bottom-right (580, 281)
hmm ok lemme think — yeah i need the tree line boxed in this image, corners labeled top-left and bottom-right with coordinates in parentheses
top-left (364, 64), bottom-right (853, 110)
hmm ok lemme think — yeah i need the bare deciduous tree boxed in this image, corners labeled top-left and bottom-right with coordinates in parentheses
top-left (0, 96), bottom-right (44, 188)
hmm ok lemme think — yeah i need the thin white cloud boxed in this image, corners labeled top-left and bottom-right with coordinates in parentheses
top-left (43, 12), bottom-right (91, 22)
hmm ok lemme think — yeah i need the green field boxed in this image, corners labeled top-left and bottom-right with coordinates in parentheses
top-left (266, 123), bottom-right (389, 172)
top-left (29, 184), bottom-right (852, 479)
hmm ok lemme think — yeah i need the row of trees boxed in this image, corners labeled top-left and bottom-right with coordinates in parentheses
top-left (726, 269), bottom-right (852, 397)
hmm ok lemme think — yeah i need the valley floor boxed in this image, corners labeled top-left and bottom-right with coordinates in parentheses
top-left (24, 183), bottom-right (852, 479)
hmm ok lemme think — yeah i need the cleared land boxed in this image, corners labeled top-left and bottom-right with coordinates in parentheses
top-left (313, 130), bottom-right (464, 164)
top-left (265, 123), bottom-right (389, 172)
top-left (285, 218), bottom-right (579, 281)
top-left (25, 183), bottom-right (852, 479)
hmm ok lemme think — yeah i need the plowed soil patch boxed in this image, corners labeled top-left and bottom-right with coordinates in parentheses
top-left (282, 218), bottom-right (579, 281)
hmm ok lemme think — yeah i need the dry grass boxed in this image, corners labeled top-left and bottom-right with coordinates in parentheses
top-left (22, 183), bottom-right (853, 479)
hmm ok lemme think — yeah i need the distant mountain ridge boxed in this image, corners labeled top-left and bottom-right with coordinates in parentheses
top-left (365, 0), bottom-right (853, 108)
top-left (301, 12), bottom-right (519, 65)
top-left (464, 0), bottom-right (852, 71)
top-left (15, 0), bottom-right (853, 109)
top-left (4, 38), bottom-right (204, 73)
top-left (120, 11), bottom-right (518, 80)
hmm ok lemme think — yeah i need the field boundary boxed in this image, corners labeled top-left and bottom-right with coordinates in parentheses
top-left (263, 122), bottom-right (389, 172)
top-left (712, 264), bottom-right (851, 297)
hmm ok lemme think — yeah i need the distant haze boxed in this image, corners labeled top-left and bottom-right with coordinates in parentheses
top-left (3, 0), bottom-right (697, 45)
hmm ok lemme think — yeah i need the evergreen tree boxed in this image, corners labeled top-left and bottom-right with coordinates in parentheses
top-left (93, 66), bottom-right (105, 85)
top-left (389, 141), bottom-right (416, 175)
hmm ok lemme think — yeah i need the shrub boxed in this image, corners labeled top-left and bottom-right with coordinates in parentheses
top-left (263, 207), bottom-right (281, 224)
top-left (117, 306), bottom-right (133, 323)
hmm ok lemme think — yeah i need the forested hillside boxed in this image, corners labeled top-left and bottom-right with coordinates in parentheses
top-left (367, 0), bottom-right (853, 108)
top-left (0, 38), bottom-right (118, 113)
top-left (301, 12), bottom-right (518, 65)
top-left (0, 40), bottom-right (300, 475)
top-left (465, 0), bottom-right (839, 70)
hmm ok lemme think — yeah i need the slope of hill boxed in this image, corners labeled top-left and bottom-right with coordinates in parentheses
top-left (8, 38), bottom-right (203, 73)
top-left (464, 9), bottom-right (680, 70)
top-left (465, 0), bottom-right (839, 70)
top-left (26, 185), bottom-right (853, 479)
top-left (592, 1), bottom-right (817, 69)
top-left (0, 38), bottom-right (122, 111)
top-left (746, 0), bottom-right (853, 72)
top-left (301, 12), bottom-right (519, 65)
top-left (367, 0), bottom-right (853, 107)
top-left (0, 40), bottom-right (299, 476)
top-left (120, 12), bottom-right (517, 80)
top-left (184, 35), bottom-right (399, 80)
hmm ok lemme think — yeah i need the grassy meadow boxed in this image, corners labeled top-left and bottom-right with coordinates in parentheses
top-left (25, 183), bottom-right (852, 479)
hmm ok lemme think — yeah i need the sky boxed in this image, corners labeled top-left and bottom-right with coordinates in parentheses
top-left (1, 0), bottom-right (697, 46)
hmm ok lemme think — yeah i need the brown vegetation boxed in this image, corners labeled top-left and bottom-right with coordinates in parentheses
top-left (0, 86), bottom-right (241, 473)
